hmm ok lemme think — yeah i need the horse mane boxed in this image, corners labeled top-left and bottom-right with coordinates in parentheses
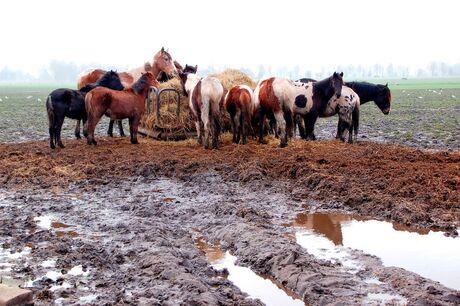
top-left (131, 73), bottom-right (151, 94)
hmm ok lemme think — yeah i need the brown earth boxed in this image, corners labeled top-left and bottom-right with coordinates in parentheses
top-left (1, 135), bottom-right (459, 305)
top-left (1, 136), bottom-right (458, 231)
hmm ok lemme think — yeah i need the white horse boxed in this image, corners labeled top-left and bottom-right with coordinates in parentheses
top-left (179, 73), bottom-right (224, 149)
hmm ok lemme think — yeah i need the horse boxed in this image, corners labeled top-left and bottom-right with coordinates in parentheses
top-left (76, 47), bottom-right (177, 138)
top-left (157, 62), bottom-right (198, 82)
top-left (343, 81), bottom-right (391, 114)
top-left (85, 72), bottom-right (156, 145)
top-left (46, 70), bottom-right (124, 149)
top-left (224, 85), bottom-right (254, 144)
top-left (179, 72), bottom-right (224, 149)
top-left (254, 72), bottom-right (343, 147)
top-left (296, 79), bottom-right (391, 142)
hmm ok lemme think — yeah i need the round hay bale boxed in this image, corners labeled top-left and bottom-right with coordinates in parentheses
top-left (140, 69), bottom-right (256, 136)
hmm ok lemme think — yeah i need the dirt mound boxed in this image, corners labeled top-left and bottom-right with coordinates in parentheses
top-left (0, 137), bottom-right (458, 231)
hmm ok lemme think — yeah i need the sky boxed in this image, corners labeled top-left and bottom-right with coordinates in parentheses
top-left (0, 0), bottom-right (459, 76)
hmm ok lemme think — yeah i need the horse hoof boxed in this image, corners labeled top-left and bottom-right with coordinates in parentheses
top-left (75, 134), bottom-right (81, 139)
top-left (58, 143), bottom-right (65, 148)
top-left (50, 144), bottom-right (56, 149)
top-left (108, 133), bottom-right (114, 138)
top-left (120, 133), bottom-right (126, 137)
top-left (131, 140), bottom-right (139, 144)
top-left (279, 142), bottom-right (288, 148)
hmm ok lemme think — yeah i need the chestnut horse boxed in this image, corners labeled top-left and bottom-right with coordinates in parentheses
top-left (76, 47), bottom-right (177, 137)
top-left (179, 72), bottom-right (223, 149)
top-left (254, 72), bottom-right (344, 147)
top-left (46, 70), bottom-right (124, 149)
top-left (85, 72), bottom-right (156, 145)
top-left (224, 85), bottom-right (254, 144)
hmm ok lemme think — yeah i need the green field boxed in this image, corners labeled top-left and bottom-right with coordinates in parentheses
top-left (0, 79), bottom-right (459, 149)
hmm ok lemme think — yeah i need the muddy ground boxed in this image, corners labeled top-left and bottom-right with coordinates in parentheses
top-left (0, 135), bottom-right (459, 305)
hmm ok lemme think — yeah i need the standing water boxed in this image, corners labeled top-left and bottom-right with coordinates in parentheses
top-left (195, 237), bottom-right (305, 306)
top-left (292, 213), bottom-right (460, 290)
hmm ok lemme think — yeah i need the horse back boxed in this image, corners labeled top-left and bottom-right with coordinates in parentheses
top-left (77, 69), bottom-right (106, 89)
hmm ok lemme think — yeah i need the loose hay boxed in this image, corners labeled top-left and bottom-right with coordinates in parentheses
top-left (140, 69), bottom-right (257, 138)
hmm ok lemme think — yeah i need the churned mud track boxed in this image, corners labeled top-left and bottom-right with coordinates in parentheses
top-left (1, 136), bottom-right (459, 304)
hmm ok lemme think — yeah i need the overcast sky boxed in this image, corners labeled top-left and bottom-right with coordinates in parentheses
top-left (1, 0), bottom-right (459, 75)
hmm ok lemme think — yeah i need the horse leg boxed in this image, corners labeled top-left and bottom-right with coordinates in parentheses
top-left (303, 112), bottom-right (318, 140)
top-left (129, 117), bottom-right (140, 144)
top-left (75, 119), bottom-right (81, 139)
top-left (201, 111), bottom-right (211, 149)
top-left (54, 115), bottom-right (66, 148)
top-left (274, 110), bottom-right (288, 148)
top-left (86, 112), bottom-right (102, 145)
top-left (296, 114), bottom-right (307, 139)
top-left (241, 110), bottom-right (248, 145)
top-left (83, 119), bottom-right (88, 138)
top-left (234, 109), bottom-right (241, 144)
top-left (118, 120), bottom-right (125, 137)
top-left (284, 108), bottom-right (294, 139)
top-left (229, 110), bottom-right (237, 144)
top-left (46, 99), bottom-right (56, 149)
top-left (195, 120), bottom-right (202, 145)
top-left (254, 106), bottom-right (267, 144)
top-left (107, 120), bottom-right (114, 137)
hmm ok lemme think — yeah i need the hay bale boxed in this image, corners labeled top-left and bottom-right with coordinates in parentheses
top-left (140, 69), bottom-right (257, 136)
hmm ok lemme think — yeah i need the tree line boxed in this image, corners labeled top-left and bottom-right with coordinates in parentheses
top-left (1, 60), bottom-right (460, 83)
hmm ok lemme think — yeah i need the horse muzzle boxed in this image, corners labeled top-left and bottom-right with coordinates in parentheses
top-left (382, 108), bottom-right (391, 115)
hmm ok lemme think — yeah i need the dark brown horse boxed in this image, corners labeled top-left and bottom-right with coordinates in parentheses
top-left (85, 72), bottom-right (156, 145)
top-left (46, 70), bottom-right (124, 149)
top-left (157, 62), bottom-right (198, 82)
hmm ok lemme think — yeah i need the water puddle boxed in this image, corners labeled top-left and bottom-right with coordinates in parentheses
top-left (195, 237), bottom-right (305, 306)
top-left (33, 215), bottom-right (79, 237)
top-left (291, 212), bottom-right (460, 290)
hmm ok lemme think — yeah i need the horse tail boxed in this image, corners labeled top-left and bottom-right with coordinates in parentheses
top-left (352, 100), bottom-right (360, 140)
top-left (46, 95), bottom-right (55, 148)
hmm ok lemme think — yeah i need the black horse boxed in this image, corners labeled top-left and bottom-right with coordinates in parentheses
top-left (46, 70), bottom-right (124, 149)
top-left (157, 63), bottom-right (198, 82)
top-left (295, 79), bottom-right (392, 139)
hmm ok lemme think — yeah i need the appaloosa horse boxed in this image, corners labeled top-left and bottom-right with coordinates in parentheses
top-left (296, 79), bottom-right (391, 142)
top-left (85, 72), bottom-right (156, 145)
top-left (76, 47), bottom-right (177, 137)
top-left (179, 72), bottom-right (224, 149)
top-left (46, 70), bottom-right (124, 149)
top-left (254, 72), bottom-right (344, 147)
top-left (224, 85), bottom-right (254, 144)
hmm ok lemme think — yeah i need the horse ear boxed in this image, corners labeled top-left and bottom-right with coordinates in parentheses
top-left (333, 72), bottom-right (338, 77)
top-left (340, 72), bottom-right (344, 77)
top-left (385, 83), bottom-right (388, 87)
top-left (195, 65), bottom-right (198, 71)
top-left (161, 47), bottom-right (165, 53)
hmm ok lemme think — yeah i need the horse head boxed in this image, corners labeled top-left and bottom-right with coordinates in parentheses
top-left (97, 70), bottom-right (124, 90)
top-left (184, 64), bottom-right (198, 74)
top-left (375, 83), bottom-right (392, 114)
top-left (331, 72), bottom-right (344, 98)
top-left (153, 47), bottom-right (177, 78)
top-left (178, 72), bottom-right (201, 97)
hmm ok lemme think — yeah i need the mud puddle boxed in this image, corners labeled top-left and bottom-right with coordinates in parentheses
top-left (195, 237), bottom-right (305, 306)
top-left (291, 212), bottom-right (460, 290)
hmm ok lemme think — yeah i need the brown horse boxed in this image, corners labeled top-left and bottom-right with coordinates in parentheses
top-left (85, 72), bottom-right (156, 145)
top-left (224, 85), bottom-right (254, 144)
top-left (76, 47), bottom-right (176, 137)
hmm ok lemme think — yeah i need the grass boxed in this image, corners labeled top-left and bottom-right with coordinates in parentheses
top-left (0, 78), bottom-right (459, 150)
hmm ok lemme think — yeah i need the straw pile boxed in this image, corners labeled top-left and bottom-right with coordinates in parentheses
top-left (140, 69), bottom-right (257, 136)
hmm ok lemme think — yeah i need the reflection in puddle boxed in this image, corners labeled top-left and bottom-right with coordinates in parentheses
top-left (195, 238), bottom-right (305, 306)
top-left (293, 213), bottom-right (460, 290)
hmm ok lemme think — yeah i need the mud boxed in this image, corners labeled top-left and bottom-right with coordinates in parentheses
top-left (0, 136), bottom-right (459, 305)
